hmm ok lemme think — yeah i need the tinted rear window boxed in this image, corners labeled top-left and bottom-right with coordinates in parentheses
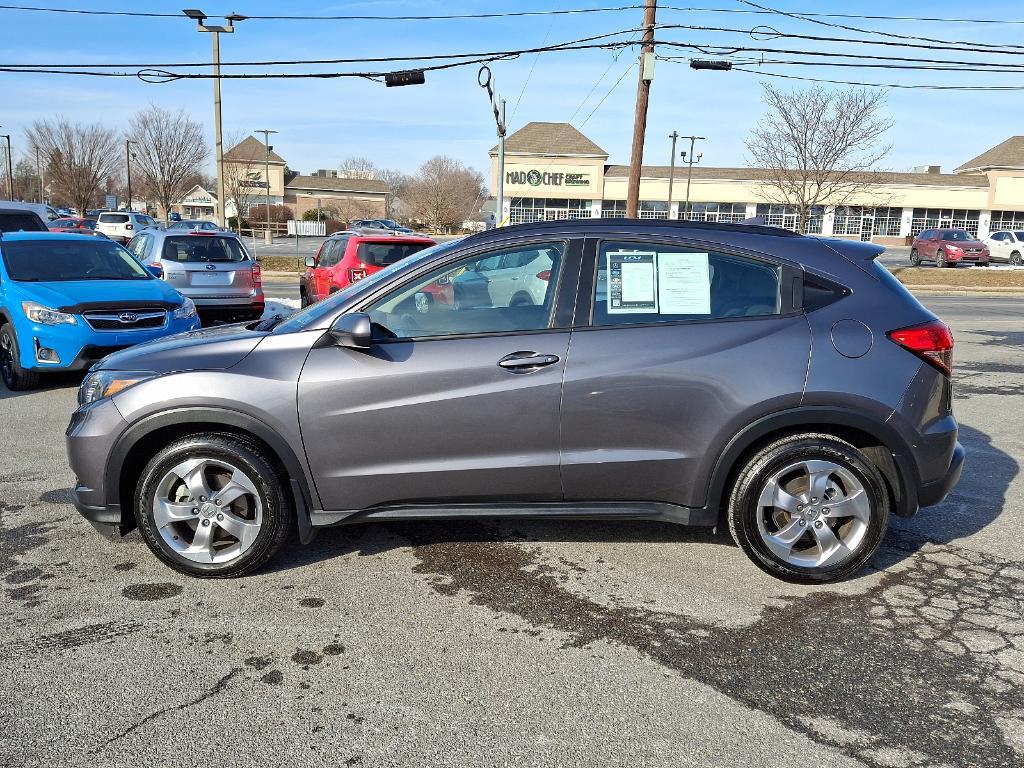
top-left (941, 230), bottom-right (971, 241)
top-left (356, 242), bottom-right (430, 268)
top-left (1, 239), bottom-right (150, 281)
top-left (160, 235), bottom-right (249, 262)
top-left (99, 213), bottom-right (129, 224)
top-left (0, 211), bottom-right (47, 232)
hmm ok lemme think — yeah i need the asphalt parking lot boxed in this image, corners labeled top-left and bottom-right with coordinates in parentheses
top-left (1, 294), bottom-right (1022, 768)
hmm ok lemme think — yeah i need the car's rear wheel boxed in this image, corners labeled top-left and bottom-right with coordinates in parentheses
top-left (0, 324), bottom-right (40, 391)
top-left (1011, 251), bottom-right (1022, 266)
top-left (727, 433), bottom-right (890, 583)
top-left (135, 433), bottom-right (293, 578)
top-left (909, 248), bottom-right (920, 266)
top-left (299, 286), bottom-right (309, 308)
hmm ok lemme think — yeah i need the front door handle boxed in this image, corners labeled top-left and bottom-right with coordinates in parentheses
top-left (497, 351), bottom-right (560, 371)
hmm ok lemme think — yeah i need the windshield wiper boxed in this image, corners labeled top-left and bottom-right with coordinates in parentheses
top-left (256, 313), bottom-right (285, 331)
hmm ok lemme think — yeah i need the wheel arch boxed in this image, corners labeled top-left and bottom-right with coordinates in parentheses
top-left (108, 407), bottom-right (315, 541)
top-left (705, 407), bottom-right (920, 523)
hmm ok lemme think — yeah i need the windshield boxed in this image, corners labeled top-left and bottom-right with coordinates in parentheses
top-left (160, 235), bottom-right (249, 262)
top-left (1, 239), bottom-right (151, 281)
top-left (274, 238), bottom-right (464, 333)
top-left (941, 230), bottom-right (972, 241)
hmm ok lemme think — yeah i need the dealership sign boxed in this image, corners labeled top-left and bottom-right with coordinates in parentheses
top-left (506, 169), bottom-right (590, 188)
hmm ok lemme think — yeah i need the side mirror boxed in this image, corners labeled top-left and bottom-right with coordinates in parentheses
top-left (329, 312), bottom-right (372, 349)
top-left (304, 256), bottom-right (317, 268)
top-left (146, 264), bottom-right (164, 279)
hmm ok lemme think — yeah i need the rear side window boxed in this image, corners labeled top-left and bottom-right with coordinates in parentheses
top-left (592, 241), bottom-right (781, 326)
top-left (160, 235), bottom-right (248, 263)
top-left (356, 241), bottom-right (430, 268)
top-left (0, 211), bottom-right (47, 232)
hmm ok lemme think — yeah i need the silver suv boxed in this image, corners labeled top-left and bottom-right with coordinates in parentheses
top-left (126, 229), bottom-right (264, 323)
top-left (95, 211), bottom-right (160, 244)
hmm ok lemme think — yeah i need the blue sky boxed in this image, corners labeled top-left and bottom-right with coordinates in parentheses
top-left (1, 1), bottom-right (1023, 181)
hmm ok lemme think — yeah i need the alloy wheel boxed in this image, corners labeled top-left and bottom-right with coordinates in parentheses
top-left (152, 457), bottom-right (263, 564)
top-left (754, 459), bottom-right (872, 569)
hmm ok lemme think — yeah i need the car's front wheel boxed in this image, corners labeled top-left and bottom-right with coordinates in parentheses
top-left (909, 248), bottom-right (920, 266)
top-left (0, 324), bottom-right (40, 391)
top-left (727, 433), bottom-right (890, 583)
top-left (135, 433), bottom-right (293, 577)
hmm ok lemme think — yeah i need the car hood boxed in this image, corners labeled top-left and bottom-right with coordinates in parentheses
top-left (20, 278), bottom-right (184, 313)
top-left (945, 240), bottom-right (986, 249)
top-left (95, 322), bottom-right (266, 373)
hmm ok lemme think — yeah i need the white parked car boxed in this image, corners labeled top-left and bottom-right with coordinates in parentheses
top-left (0, 200), bottom-right (60, 223)
top-left (95, 211), bottom-right (161, 244)
top-left (983, 230), bottom-right (1024, 265)
top-left (451, 246), bottom-right (556, 309)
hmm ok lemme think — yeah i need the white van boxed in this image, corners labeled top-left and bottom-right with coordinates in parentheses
top-left (0, 200), bottom-right (60, 223)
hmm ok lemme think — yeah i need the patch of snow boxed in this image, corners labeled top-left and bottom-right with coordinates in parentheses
top-left (262, 297), bottom-right (301, 319)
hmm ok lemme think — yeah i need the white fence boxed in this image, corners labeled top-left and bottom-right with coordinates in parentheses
top-left (286, 220), bottom-right (326, 236)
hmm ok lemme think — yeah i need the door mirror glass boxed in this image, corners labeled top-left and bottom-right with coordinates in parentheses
top-left (329, 312), bottom-right (373, 349)
top-left (304, 255), bottom-right (317, 268)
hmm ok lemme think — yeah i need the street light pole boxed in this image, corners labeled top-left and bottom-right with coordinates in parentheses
top-left (125, 138), bottom-right (136, 212)
top-left (0, 132), bottom-right (12, 200)
top-left (667, 131), bottom-right (679, 219)
top-left (184, 9), bottom-right (246, 228)
top-left (680, 135), bottom-right (705, 220)
top-left (255, 129), bottom-right (277, 244)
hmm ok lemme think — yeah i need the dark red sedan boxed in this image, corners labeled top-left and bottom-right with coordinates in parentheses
top-left (48, 217), bottom-right (100, 236)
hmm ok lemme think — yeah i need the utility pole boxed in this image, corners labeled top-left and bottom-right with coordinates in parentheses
top-left (35, 147), bottom-right (43, 203)
top-left (626, 0), bottom-right (657, 218)
top-left (1, 134), bottom-right (13, 200)
top-left (184, 9), bottom-right (246, 228)
top-left (479, 65), bottom-right (507, 227)
top-left (256, 129), bottom-right (277, 244)
top-left (666, 131), bottom-right (679, 219)
top-left (125, 139), bottom-right (136, 212)
top-left (680, 135), bottom-right (705, 220)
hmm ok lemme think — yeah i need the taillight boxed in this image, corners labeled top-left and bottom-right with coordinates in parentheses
top-left (536, 270), bottom-right (551, 281)
top-left (887, 320), bottom-right (954, 376)
top-left (349, 268), bottom-right (367, 282)
top-left (125, 223), bottom-right (133, 230)
top-left (251, 263), bottom-right (262, 284)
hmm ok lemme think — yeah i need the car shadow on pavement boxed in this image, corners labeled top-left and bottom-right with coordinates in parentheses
top-left (0, 372), bottom-right (83, 400)
top-left (878, 422), bottom-right (1017, 566)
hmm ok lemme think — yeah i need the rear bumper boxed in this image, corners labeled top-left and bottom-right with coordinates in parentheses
top-left (917, 441), bottom-right (965, 508)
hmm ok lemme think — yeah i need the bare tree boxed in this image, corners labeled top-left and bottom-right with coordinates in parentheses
top-left (338, 156), bottom-right (378, 179)
top-left (128, 104), bottom-right (209, 223)
top-left (405, 156), bottom-right (486, 233)
top-left (27, 118), bottom-right (121, 214)
top-left (746, 84), bottom-right (892, 233)
top-left (376, 168), bottom-right (409, 220)
top-left (222, 131), bottom-right (263, 228)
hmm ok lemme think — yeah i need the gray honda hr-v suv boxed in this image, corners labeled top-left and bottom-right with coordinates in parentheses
top-left (67, 219), bottom-right (963, 583)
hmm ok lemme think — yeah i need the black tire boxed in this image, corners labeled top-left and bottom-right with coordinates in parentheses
top-left (909, 249), bottom-right (920, 266)
top-left (727, 433), bottom-right (890, 583)
top-left (299, 287), bottom-right (309, 308)
top-left (936, 249), bottom-right (947, 268)
top-left (0, 324), bottom-right (40, 391)
top-left (1011, 251), bottom-right (1022, 266)
top-left (135, 433), bottom-right (293, 578)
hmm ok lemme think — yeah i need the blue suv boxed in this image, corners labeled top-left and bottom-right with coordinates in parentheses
top-left (0, 232), bottom-right (201, 390)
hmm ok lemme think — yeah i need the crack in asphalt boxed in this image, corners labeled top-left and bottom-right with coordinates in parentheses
top-left (409, 523), bottom-right (1024, 768)
top-left (98, 668), bottom-right (243, 751)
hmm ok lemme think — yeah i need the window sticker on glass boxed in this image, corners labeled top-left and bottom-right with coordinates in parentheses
top-left (607, 251), bottom-right (658, 313)
top-left (657, 252), bottom-right (711, 314)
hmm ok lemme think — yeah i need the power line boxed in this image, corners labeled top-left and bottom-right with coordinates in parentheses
top-left (657, 54), bottom-right (1024, 74)
top-left (568, 50), bottom-right (625, 123)
top-left (581, 60), bottom-right (637, 126)
top-left (729, 66), bottom-right (1024, 91)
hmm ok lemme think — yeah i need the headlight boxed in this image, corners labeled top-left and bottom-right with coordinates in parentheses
top-left (22, 301), bottom-right (77, 325)
top-left (78, 370), bottom-right (156, 405)
top-left (172, 297), bottom-right (197, 320)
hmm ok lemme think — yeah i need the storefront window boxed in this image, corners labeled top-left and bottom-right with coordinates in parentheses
top-left (601, 200), bottom-right (628, 219)
top-left (638, 201), bottom-right (669, 220)
top-left (509, 197), bottom-right (591, 225)
top-left (688, 202), bottom-right (748, 223)
top-left (911, 208), bottom-right (980, 236)
top-left (990, 210), bottom-right (1024, 231)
